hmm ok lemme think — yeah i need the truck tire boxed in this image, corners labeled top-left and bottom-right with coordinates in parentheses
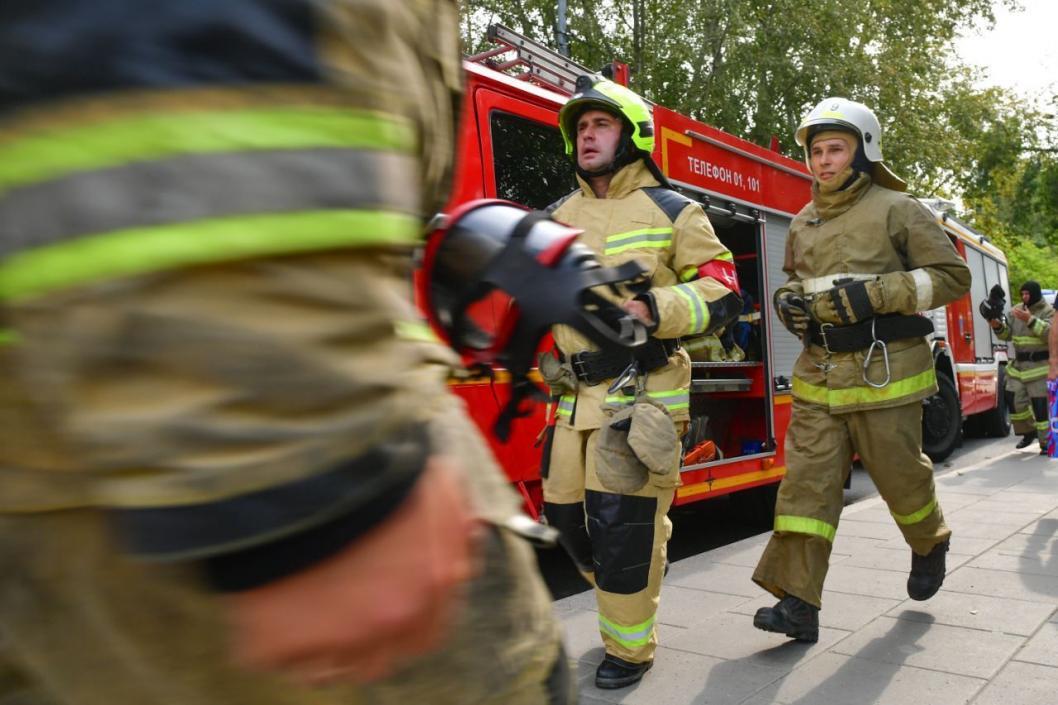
top-left (922, 373), bottom-right (962, 462)
top-left (976, 365), bottom-right (1012, 438)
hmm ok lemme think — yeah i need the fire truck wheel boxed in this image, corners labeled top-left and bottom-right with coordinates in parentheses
top-left (921, 373), bottom-right (962, 462)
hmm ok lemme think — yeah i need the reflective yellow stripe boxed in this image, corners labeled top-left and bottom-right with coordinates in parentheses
top-left (1013, 336), bottom-right (1044, 346)
top-left (774, 514), bottom-right (836, 542)
top-left (1035, 420), bottom-right (1050, 431)
top-left (673, 283), bottom-right (709, 335)
top-left (556, 394), bottom-right (576, 419)
top-left (395, 320), bottom-right (440, 344)
top-left (605, 389), bottom-right (690, 412)
top-left (0, 107), bottom-right (416, 192)
top-left (1008, 365), bottom-right (1049, 382)
top-left (716, 251), bottom-right (734, 262)
top-left (1010, 408), bottom-right (1035, 421)
top-left (0, 210), bottom-right (420, 302)
top-left (1030, 318), bottom-right (1048, 337)
top-left (792, 368), bottom-right (936, 408)
top-left (598, 613), bottom-right (656, 649)
top-left (603, 228), bottom-right (672, 255)
top-left (891, 496), bottom-right (937, 525)
top-left (679, 265), bottom-right (698, 282)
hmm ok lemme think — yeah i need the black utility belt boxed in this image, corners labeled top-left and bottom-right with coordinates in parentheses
top-left (569, 337), bottom-right (679, 386)
top-left (807, 315), bottom-right (934, 353)
top-left (1015, 350), bottom-right (1049, 362)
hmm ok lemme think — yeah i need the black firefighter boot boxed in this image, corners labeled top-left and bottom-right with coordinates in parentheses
top-left (594, 654), bottom-right (653, 690)
top-left (907, 539), bottom-right (949, 600)
top-left (1015, 433), bottom-right (1037, 449)
top-left (753, 594), bottom-right (819, 642)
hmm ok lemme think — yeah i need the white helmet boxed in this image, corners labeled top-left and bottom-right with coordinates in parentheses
top-left (795, 97), bottom-right (906, 191)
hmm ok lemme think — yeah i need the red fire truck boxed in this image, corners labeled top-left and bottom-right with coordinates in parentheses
top-left (420, 26), bottom-right (1009, 518)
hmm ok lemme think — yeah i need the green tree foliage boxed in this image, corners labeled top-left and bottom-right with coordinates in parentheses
top-left (461, 0), bottom-right (1056, 283)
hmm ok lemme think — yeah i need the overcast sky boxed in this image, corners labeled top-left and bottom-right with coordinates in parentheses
top-left (955, 1), bottom-right (1058, 105)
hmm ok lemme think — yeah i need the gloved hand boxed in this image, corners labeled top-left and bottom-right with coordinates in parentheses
top-left (775, 291), bottom-right (809, 337)
top-left (810, 278), bottom-right (884, 325)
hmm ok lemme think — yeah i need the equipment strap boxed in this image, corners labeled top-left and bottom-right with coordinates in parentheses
top-left (807, 314), bottom-right (933, 353)
top-left (569, 337), bottom-right (678, 385)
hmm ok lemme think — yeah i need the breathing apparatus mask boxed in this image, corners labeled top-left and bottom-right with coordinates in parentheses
top-left (423, 200), bottom-right (651, 439)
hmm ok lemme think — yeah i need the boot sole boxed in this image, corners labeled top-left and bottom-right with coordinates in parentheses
top-left (753, 612), bottom-right (819, 643)
top-left (594, 662), bottom-right (652, 690)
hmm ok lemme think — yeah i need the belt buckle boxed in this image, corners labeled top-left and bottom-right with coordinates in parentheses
top-left (819, 323), bottom-right (835, 354)
top-left (570, 352), bottom-right (589, 381)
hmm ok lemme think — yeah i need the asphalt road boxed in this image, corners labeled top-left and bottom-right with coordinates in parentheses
top-left (535, 433), bottom-right (1015, 599)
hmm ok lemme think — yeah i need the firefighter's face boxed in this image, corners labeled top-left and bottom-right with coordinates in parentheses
top-left (1022, 290), bottom-right (1031, 305)
top-left (809, 137), bottom-right (853, 183)
top-left (576, 109), bottom-right (622, 172)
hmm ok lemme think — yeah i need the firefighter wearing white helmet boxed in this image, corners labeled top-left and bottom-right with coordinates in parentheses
top-left (540, 75), bottom-right (742, 689)
top-left (751, 97), bottom-right (971, 642)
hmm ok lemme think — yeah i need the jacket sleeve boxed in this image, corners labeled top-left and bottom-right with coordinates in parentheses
top-left (647, 203), bottom-right (741, 339)
top-left (994, 317), bottom-right (1013, 341)
top-left (1029, 306), bottom-right (1053, 341)
top-left (775, 222), bottom-right (805, 300)
top-left (873, 197), bottom-right (971, 315)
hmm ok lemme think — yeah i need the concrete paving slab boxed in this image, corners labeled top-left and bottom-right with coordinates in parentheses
top-left (1016, 517), bottom-right (1058, 536)
top-left (1013, 619), bottom-right (1058, 667)
top-left (695, 537), bottom-right (770, 569)
top-left (876, 532), bottom-right (1000, 555)
top-left (973, 492), bottom-right (1058, 512)
top-left (655, 584), bottom-right (752, 629)
top-left (941, 519), bottom-right (1023, 540)
top-left (822, 564), bottom-right (911, 600)
top-left (732, 590), bottom-right (901, 632)
top-left (662, 610), bottom-right (850, 667)
top-left (838, 546), bottom-right (972, 574)
top-left (969, 552), bottom-right (1058, 578)
top-left (947, 507), bottom-right (1044, 528)
top-left (942, 566), bottom-right (1058, 605)
top-left (840, 506), bottom-right (899, 525)
top-left (987, 530), bottom-right (1058, 557)
top-left (971, 661), bottom-right (1058, 705)
top-left (832, 519), bottom-right (903, 541)
top-left (830, 534), bottom-right (889, 556)
top-left (929, 492), bottom-right (986, 511)
top-left (666, 561), bottom-right (761, 598)
top-left (887, 590), bottom-right (1054, 636)
top-left (572, 645), bottom-right (783, 705)
top-left (739, 652), bottom-right (985, 705)
top-left (831, 614), bottom-right (1024, 679)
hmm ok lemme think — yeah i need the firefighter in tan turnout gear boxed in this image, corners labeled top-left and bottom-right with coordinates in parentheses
top-left (751, 98), bottom-right (971, 641)
top-left (0, 3), bottom-right (573, 704)
top-left (990, 281), bottom-right (1055, 454)
top-left (540, 76), bottom-right (741, 689)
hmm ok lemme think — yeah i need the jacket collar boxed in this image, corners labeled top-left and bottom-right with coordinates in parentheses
top-left (574, 159), bottom-right (659, 200)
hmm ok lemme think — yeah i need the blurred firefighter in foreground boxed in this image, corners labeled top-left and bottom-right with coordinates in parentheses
top-left (0, 2), bottom-right (573, 704)
top-left (538, 75), bottom-right (741, 689)
top-left (989, 281), bottom-right (1054, 454)
top-left (752, 97), bottom-right (971, 642)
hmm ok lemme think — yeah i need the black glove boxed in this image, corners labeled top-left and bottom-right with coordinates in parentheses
top-left (775, 291), bottom-right (809, 337)
top-left (810, 279), bottom-right (881, 325)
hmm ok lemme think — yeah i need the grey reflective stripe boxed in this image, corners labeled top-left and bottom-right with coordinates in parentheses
top-left (801, 272), bottom-right (876, 295)
top-left (0, 148), bottom-right (420, 258)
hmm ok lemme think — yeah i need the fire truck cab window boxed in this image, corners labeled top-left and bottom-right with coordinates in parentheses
top-left (490, 111), bottom-right (576, 209)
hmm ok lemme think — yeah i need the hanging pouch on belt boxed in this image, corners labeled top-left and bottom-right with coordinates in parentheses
top-left (596, 394), bottom-right (680, 493)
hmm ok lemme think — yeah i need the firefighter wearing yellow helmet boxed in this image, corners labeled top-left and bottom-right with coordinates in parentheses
top-left (540, 75), bottom-right (741, 689)
top-left (751, 97), bottom-right (971, 641)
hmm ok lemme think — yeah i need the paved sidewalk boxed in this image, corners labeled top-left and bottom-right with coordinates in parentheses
top-left (555, 448), bottom-right (1058, 705)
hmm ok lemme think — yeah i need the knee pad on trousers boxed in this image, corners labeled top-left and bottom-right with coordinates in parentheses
top-left (585, 490), bottom-right (656, 594)
top-left (543, 502), bottom-right (594, 572)
top-left (1031, 396), bottom-right (1049, 422)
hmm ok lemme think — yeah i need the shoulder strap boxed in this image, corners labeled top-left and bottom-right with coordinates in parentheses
top-left (545, 189), bottom-right (579, 215)
top-left (641, 186), bottom-right (696, 223)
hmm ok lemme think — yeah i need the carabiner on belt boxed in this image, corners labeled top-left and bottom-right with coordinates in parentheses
top-left (862, 318), bottom-right (891, 388)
